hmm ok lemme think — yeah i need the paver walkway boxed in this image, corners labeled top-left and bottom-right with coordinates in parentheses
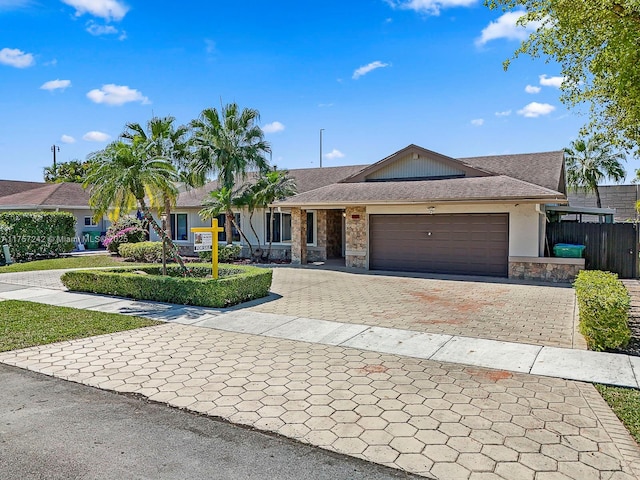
top-left (249, 268), bottom-right (581, 348)
top-left (1, 324), bottom-right (639, 480)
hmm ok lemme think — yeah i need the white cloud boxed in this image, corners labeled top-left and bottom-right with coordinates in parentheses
top-left (0, 0), bottom-right (33, 10)
top-left (476, 10), bottom-right (541, 46)
top-left (86, 21), bottom-right (118, 35)
top-left (61, 134), bottom-right (76, 143)
top-left (471, 118), bottom-right (484, 126)
top-left (262, 121), bottom-right (285, 134)
top-left (495, 110), bottom-right (512, 117)
top-left (40, 79), bottom-right (71, 91)
top-left (524, 84), bottom-right (541, 94)
top-left (386, 0), bottom-right (476, 16)
top-left (318, 103), bottom-right (334, 108)
top-left (86, 84), bottom-right (150, 106)
top-left (82, 131), bottom-right (110, 142)
top-left (352, 60), bottom-right (390, 80)
top-left (324, 149), bottom-right (345, 160)
top-left (61, 0), bottom-right (128, 21)
top-left (205, 38), bottom-right (216, 54)
top-left (0, 47), bottom-right (34, 68)
top-left (517, 102), bottom-right (555, 118)
top-left (539, 74), bottom-right (565, 88)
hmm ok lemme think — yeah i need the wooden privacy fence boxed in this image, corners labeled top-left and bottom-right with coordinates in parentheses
top-left (546, 222), bottom-right (639, 278)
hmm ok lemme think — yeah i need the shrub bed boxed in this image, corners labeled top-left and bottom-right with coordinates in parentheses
top-left (61, 264), bottom-right (272, 308)
top-left (198, 244), bottom-right (242, 263)
top-left (103, 216), bottom-right (147, 253)
top-left (574, 270), bottom-right (631, 351)
top-left (0, 211), bottom-right (75, 262)
top-left (118, 241), bottom-right (163, 263)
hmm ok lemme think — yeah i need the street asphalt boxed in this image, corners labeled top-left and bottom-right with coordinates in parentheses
top-left (0, 364), bottom-right (421, 480)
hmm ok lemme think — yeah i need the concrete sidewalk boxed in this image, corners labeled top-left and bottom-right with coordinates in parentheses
top-left (1, 282), bottom-right (638, 389)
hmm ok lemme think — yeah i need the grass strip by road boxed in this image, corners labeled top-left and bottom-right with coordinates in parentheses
top-left (596, 384), bottom-right (640, 444)
top-left (0, 254), bottom-right (141, 273)
top-left (0, 300), bottom-right (159, 353)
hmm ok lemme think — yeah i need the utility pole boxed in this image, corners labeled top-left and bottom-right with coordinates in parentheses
top-left (319, 128), bottom-right (324, 168)
top-left (51, 144), bottom-right (60, 172)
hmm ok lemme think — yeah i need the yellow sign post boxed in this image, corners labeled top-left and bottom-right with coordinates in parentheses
top-left (191, 219), bottom-right (224, 279)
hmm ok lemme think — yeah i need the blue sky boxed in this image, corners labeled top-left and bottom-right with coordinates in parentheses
top-left (2, 0), bottom-right (627, 183)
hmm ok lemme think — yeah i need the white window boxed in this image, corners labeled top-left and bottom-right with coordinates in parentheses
top-left (169, 213), bottom-right (188, 241)
top-left (84, 216), bottom-right (98, 227)
top-left (266, 211), bottom-right (316, 245)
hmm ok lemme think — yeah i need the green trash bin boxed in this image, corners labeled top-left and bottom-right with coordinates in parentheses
top-left (82, 231), bottom-right (100, 249)
top-left (553, 243), bottom-right (586, 258)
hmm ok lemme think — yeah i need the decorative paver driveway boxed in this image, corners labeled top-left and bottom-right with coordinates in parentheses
top-left (249, 268), bottom-right (580, 348)
top-left (1, 324), bottom-right (637, 480)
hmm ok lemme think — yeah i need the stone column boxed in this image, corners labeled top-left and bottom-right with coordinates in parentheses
top-left (345, 206), bottom-right (367, 268)
top-left (315, 210), bottom-right (328, 261)
top-left (291, 207), bottom-right (307, 265)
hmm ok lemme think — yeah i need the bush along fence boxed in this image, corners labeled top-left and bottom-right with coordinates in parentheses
top-left (61, 265), bottom-right (273, 308)
top-left (574, 270), bottom-right (631, 351)
top-left (0, 211), bottom-right (76, 262)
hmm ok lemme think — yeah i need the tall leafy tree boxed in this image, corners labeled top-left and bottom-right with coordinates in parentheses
top-left (253, 168), bottom-right (297, 260)
top-left (44, 159), bottom-right (95, 183)
top-left (199, 186), bottom-right (256, 257)
top-left (190, 103), bottom-right (270, 244)
top-left (564, 135), bottom-right (626, 208)
top-left (121, 116), bottom-right (192, 239)
top-left (83, 139), bottom-right (189, 273)
top-left (485, 1), bottom-right (640, 153)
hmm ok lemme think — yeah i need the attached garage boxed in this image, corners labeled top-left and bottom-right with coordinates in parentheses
top-left (369, 213), bottom-right (509, 277)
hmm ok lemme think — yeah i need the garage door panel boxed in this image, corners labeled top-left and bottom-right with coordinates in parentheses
top-left (369, 214), bottom-right (509, 277)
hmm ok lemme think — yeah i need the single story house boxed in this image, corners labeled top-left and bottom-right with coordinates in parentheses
top-left (0, 180), bottom-right (108, 243)
top-left (169, 144), bottom-right (580, 281)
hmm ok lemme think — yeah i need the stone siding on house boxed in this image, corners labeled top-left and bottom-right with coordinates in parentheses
top-left (345, 206), bottom-right (367, 268)
top-left (508, 257), bottom-right (585, 283)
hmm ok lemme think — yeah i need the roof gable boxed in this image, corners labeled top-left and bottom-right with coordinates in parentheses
top-left (461, 151), bottom-right (566, 194)
top-left (341, 145), bottom-right (492, 183)
top-left (0, 182), bottom-right (90, 208)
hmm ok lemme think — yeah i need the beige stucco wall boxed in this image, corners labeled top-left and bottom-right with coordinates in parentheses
top-left (366, 203), bottom-right (542, 258)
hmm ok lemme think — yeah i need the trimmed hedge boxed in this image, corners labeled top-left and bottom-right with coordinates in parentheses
top-left (118, 241), bottom-right (163, 263)
top-left (198, 244), bottom-right (242, 263)
top-left (60, 264), bottom-right (273, 307)
top-left (574, 270), bottom-right (631, 351)
top-left (0, 211), bottom-right (75, 262)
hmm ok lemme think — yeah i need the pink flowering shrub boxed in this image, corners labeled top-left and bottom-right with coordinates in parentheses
top-left (104, 216), bottom-right (147, 253)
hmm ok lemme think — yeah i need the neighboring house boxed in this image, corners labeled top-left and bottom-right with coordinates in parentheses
top-left (568, 185), bottom-right (640, 223)
top-left (0, 180), bottom-right (108, 244)
top-left (165, 144), bottom-right (576, 280)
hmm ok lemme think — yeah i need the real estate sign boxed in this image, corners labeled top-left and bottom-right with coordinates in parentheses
top-left (194, 232), bottom-right (212, 252)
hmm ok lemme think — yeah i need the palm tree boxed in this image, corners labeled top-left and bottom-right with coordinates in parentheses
top-left (565, 135), bottom-right (626, 208)
top-left (121, 116), bottom-right (192, 239)
top-left (190, 103), bottom-right (270, 244)
top-left (199, 186), bottom-right (256, 258)
top-left (83, 139), bottom-right (189, 274)
top-left (253, 168), bottom-right (297, 260)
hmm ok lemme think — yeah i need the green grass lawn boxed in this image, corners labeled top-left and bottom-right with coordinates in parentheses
top-left (596, 384), bottom-right (640, 444)
top-left (0, 300), bottom-right (160, 352)
top-left (0, 254), bottom-right (142, 273)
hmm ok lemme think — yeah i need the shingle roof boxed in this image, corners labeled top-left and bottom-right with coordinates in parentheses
top-left (275, 175), bottom-right (566, 206)
top-left (176, 164), bottom-right (367, 208)
top-left (0, 180), bottom-right (50, 198)
top-left (460, 151), bottom-right (565, 193)
top-left (0, 182), bottom-right (91, 208)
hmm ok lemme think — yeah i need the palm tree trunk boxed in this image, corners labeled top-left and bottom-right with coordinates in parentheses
top-left (267, 206), bottom-right (275, 261)
top-left (248, 210), bottom-right (260, 253)
top-left (164, 195), bottom-right (172, 240)
top-left (230, 213), bottom-right (253, 258)
top-left (595, 185), bottom-right (602, 209)
top-left (225, 211), bottom-right (233, 244)
top-left (139, 202), bottom-right (188, 275)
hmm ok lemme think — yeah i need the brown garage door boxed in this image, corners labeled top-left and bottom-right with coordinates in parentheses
top-left (369, 214), bottom-right (509, 277)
